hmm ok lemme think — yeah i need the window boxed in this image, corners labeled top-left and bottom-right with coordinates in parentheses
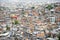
top-left (50, 17), bottom-right (55, 24)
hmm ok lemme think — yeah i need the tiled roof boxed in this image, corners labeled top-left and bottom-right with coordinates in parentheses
top-left (55, 7), bottom-right (60, 12)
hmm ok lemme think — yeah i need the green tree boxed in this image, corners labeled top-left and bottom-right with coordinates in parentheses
top-left (6, 25), bottom-right (10, 31)
top-left (46, 5), bottom-right (53, 10)
top-left (14, 20), bottom-right (19, 25)
top-left (31, 6), bottom-right (35, 9)
top-left (57, 33), bottom-right (60, 40)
